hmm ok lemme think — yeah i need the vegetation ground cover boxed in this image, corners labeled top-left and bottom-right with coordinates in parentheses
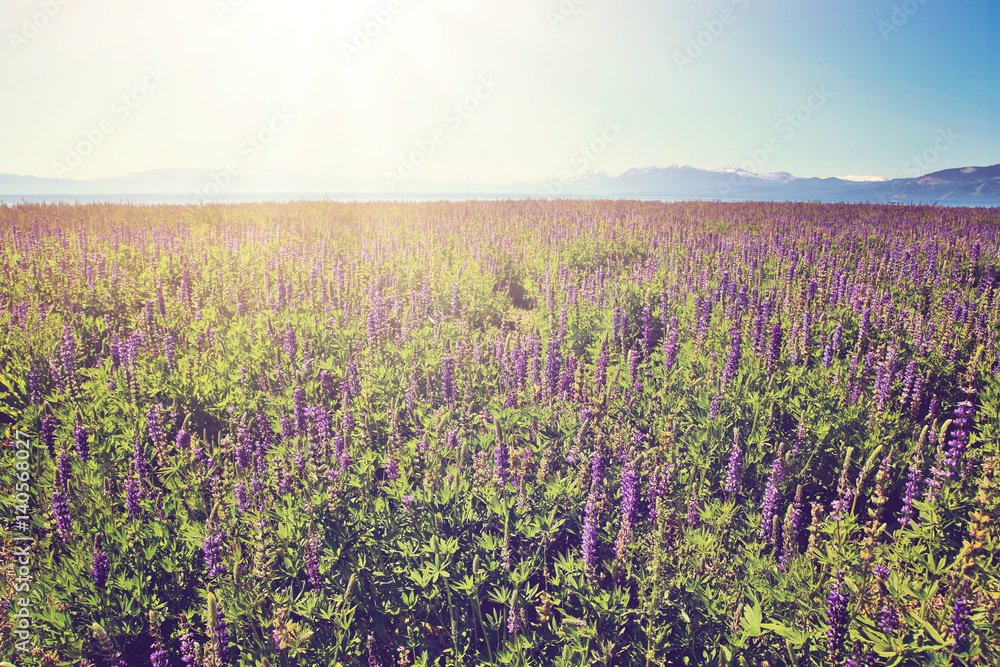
top-left (1, 199), bottom-right (999, 666)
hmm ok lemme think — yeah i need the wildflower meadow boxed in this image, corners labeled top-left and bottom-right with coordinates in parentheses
top-left (1, 199), bottom-right (999, 666)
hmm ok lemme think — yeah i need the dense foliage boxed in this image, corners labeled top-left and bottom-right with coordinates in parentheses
top-left (1, 199), bottom-right (999, 666)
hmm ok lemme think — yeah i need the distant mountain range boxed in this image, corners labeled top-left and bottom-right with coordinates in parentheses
top-left (1, 163), bottom-right (998, 205)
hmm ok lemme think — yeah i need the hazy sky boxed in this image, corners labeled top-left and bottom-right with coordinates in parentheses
top-left (1, 0), bottom-right (995, 183)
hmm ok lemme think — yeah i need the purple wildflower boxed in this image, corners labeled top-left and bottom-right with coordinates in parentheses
top-left (759, 452), bottom-right (785, 543)
top-left (582, 450), bottom-right (603, 580)
top-left (203, 525), bottom-right (226, 579)
top-left (945, 400), bottom-right (975, 479)
top-left (92, 535), bottom-right (109, 589)
top-left (898, 455), bottom-right (923, 527)
top-left (877, 605), bottom-right (900, 634)
top-left (124, 475), bottom-right (143, 519)
top-left (42, 414), bottom-right (57, 458)
top-left (52, 490), bottom-right (72, 541)
top-left (214, 607), bottom-right (232, 665)
top-left (305, 535), bottom-right (323, 588)
top-left (615, 456), bottom-right (637, 558)
top-left (494, 444), bottom-right (509, 486)
top-left (721, 323), bottom-right (742, 395)
top-left (724, 430), bottom-right (743, 497)
top-left (73, 422), bottom-right (90, 463)
top-left (950, 595), bottom-right (973, 644)
top-left (767, 321), bottom-right (782, 375)
top-left (507, 598), bottom-right (523, 634)
top-left (55, 451), bottom-right (71, 490)
top-left (686, 495), bottom-right (700, 527)
top-left (150, 645), bottom-right (170, 667)
top-left (826, 576), bottom-right (850, 661)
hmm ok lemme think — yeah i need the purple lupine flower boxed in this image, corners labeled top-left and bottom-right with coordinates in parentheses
top-left (767, 321), bottom-right (782, 375)
top-left (134, 435), bottom-right (151, 483)
top-left (873, 345), bottom-right (897, 414)
top-left (234, 480), bottom-right (250, 514)
top-left (92, 535), bottom-right (109, 588)
top-left (292, 387), bottom-right (307, 436)
top-left (214, 607), bottom-right (232, 665)
top-left (724, 430), bottom-right (743, 497)
top-left (945, 400), bottom-right (975, 479)
top-left (627, 347), bottom-right (640, 387)
top-left (928, 393), bottom-right (940, 419)
top-left (844, 645), bottom-right (876, 667)
top-left (899, 359), bottom-right (918, 407)
top-left (52, 490), bottom-right (72, 541)
top-left (826, 576), bottom-right (850, 661)
top-left (283, 326), bottom-right (297, 361)
top-left (281, 415), bottom-right (295, 443)
top-left (124, 477), bottom-right (142, 520)
top-left (176, 428), bottom-right (191, 455)
top-left (582, 450), bottom-right (603, 579)
top-left (42, 414), bottom-right (57, 459)
top-left (179, 625), bottom-right (197, 667)
top-left (792, 413), bottom-right (806, 456)
top-left (163, 335), bottom-right (176, 372)
top-left (707, 393), bottom-right (722, 422)
top-left (559, 355), bottom-right (577, 400)
top-left (640, 303), bottom-right (655, 361)
top-left (949, 595), bottom-right (973, 644)
top-left (494, 444), bottom-right (509, 486)
top-left (686, 495), bottom-right (700, 527)
top-left (507, 598), bottom-right (523, 634)
top-left (73, 422), bottom-right (90, 463)
top-left (898, 455), bottom-right (923, 527)
top-left (150, 644), bottom-right (170, 667)
top-left (615, 456), bottom-right (637, 558)
top-left (28, 359), bottom-right (43, 404)
top-left (55, 452), bottom-right (71, 490)
top-left (721, 323), bottom-right (742, 394)
top-left (305, 535), bottom-right (323, 588)
top-left (779, 485), bottom-right (803, 571)
top-left (759, 452), bottom-right (785, 543)
top-left (203, 525), bottom-right (226, 579)
top-left (546, 323), bottom-right (564, 397)
top-left (877, 605), bottom-right (901, 634)
top-left (441, 355), bottom-right (457, 405)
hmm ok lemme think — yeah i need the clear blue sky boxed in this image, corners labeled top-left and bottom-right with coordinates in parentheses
top-left (0, 0), bottom-right (995, 182)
